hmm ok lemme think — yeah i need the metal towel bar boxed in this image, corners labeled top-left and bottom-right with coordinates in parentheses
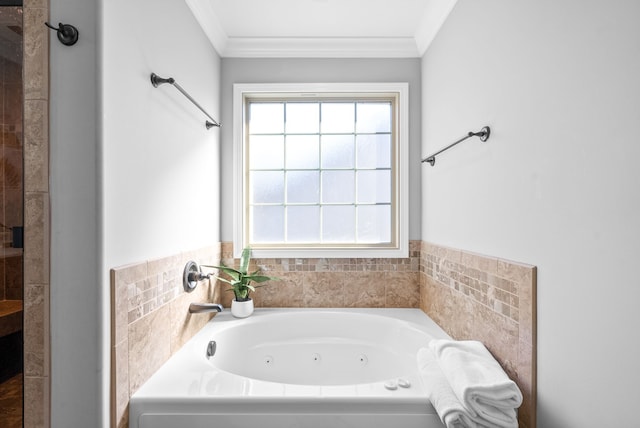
top-left (150, 72), bottom-right (221, 129)
top-left (422, 126), bottom-right (490, 166)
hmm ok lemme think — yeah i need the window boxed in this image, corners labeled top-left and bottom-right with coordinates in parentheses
top-left (233, 83), bottom-right (408, 258)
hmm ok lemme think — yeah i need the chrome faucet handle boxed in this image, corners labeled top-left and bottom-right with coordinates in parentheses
top-left (183, 261), bottom-right (213, 292)
top-left (188, 271), bottom-right (211, 282)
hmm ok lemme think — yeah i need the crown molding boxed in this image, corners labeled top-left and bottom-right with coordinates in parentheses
top-left (185, 0), bottom-right (457, 58)
top-left (414, 0), bottom-right (459, 56)
top-left (222, 37), bottom-right (420, 58)
top-left (184, 0), bottom-right (228, 55)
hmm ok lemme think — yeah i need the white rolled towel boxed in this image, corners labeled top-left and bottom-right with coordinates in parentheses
top-left (417, 347), bottom-right (485, 428)
top-left (429, 339), bottom-right (523, 428)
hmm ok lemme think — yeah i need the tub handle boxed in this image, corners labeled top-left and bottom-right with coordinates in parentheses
top-left (206, 340), bottom-right (217, 359)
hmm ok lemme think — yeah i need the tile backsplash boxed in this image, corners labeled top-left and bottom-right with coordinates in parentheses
top-left (111, 240), bottom-right (536, 428)
top-left (217, 241), bottom-right (422, 309)
top-left (420, 242), bottom-right (536, 428)
top-left (110, 245), bottom-right (221, 428)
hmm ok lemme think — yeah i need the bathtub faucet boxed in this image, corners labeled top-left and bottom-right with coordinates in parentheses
top-left (189, 303), bottom-right (224, 314)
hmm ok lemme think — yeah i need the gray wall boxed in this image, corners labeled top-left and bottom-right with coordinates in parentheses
top-left (50, 0), bottom-right (99, 426)
top-left (422, 1), bottom-right (640, 426)
top-left (220, 58), bottom-right (422, 242)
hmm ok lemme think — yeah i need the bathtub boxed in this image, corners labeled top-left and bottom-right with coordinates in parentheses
top-left (129, 308), bottom-right (451, 428)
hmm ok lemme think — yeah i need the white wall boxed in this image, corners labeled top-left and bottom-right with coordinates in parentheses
top-left (422, 1), bottom-right (640, 426)
top-left (50, 0), bottom-right (221, 426)
top-left (219, 58), bottom-right (422, 242)
top-left (101, 0), bottom-right (221, 425)
top-left (102, 0), bottom-right (221, 268)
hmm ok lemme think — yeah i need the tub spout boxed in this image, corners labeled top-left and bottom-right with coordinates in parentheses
top-left (189, 303), bottom-right (224, 314)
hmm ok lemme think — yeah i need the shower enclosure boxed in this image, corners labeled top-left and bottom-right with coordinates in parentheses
top-left (0, 2), bottom-right (23, 427)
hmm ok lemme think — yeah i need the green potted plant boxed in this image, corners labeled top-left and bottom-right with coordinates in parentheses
top-left (202, 247), bottom-right (277, 318)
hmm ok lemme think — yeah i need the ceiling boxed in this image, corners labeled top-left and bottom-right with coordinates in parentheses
top-left (184, 0), bottom-right (458, 58)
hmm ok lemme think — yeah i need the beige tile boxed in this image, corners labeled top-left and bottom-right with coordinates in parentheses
top-left (24, 375), bottom-right (48, 428)
top-left (116, 406), bottom-right (129, 428)
top-left (24, 192), bottom-right (50, 285)
top-left (111, 270), bottom-right (129, 346)
top-left (112, 261), bottom-right (148, 289)
top-left (23, 7), bottom-right (49, 101)
top-left (343, 272), bottom-right (385, 308)
top-left (128, 305), bottom-right (171, 395)
top-left (148, 253), bottom-right (181, 277)
top-left (24, 100), bottom-right (48, 193)
top-left (497, 258), bottom-right (534, 284)
top-left (23, 284), bottom-right (46, 377)
top-left (170, 293), bottom-right (213, 354)
top-left (24, 0), bottom-right (49, 9)
top-left (421, 241), bottom-right (536, 428)
top-left (385, 272), bottom-right (419, 308)
top-left (517, 339), bottom-right (536, 428)
top-left (461, 250), bottom-right (498, 276)
top-left (519, 267), bottom-right (537, 345)
top-left (259, 272), bottom-right (303, 307)
top-left (303, 272), bottom-right (345, 307)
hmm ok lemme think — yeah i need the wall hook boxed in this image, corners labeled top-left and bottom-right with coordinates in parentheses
top-left (45, 22), bottom-right (79, 46)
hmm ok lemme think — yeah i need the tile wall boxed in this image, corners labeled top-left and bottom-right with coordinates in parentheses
top-left (110, 245), bottom-right (221, 428)
top-left (419, 242), bottom-right (537, 428)
top-left (23, 0), bottom-right (51, 426)
top-left (217, 241), bottom-right (422, 309)
top-left (111, 240), bottom-right (536, 428)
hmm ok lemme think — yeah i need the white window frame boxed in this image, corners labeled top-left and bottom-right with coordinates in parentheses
top-left (233, 82), bottom-right (408, 259)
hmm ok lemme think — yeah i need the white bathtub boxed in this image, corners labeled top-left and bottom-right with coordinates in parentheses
top-left (129, 308), bottom-right (451, 428)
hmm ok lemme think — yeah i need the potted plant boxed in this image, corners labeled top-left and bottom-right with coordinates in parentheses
top-left (202, 247), bottom-right (277, 318)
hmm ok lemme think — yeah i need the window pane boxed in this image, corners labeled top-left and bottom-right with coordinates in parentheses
top-left (251, 205), bottom-right (284, 242)
top-left (286, 135), bottom-right (319, 169)
top-left (356, 170), bottom-right (391, 204)
top-left (249, 103), bottom-right (284, 134)
top-left (322, 205), bottom-right (355, 242)
top-left (242, 86), bottom-right (403, 254)
top-left (287, 206), bottom-right (320, 242)
top-left (287, 171), bottom-right (319, 204)
top-left (321, 103), bottom-right (354, 133)
top-left (251, 171), bottom-right (284, 204)
top-left (356, 134), bottom-right (391, 169)
top-left (286, 103), bottom-right (319, 134)
top-left (321, 135), bottom-right (354, 169)
top-left (322, 170), bottom-right (354, 203)
top-left (357, 205), bottom-right (391, 243)
top-left (356, 102), bottom-right (391, 133)
top-left (250, 135), bottom-right (284, 169)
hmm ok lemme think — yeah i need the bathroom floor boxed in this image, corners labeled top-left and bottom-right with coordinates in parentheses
top-left (0, 373), bottom-right (22, 428)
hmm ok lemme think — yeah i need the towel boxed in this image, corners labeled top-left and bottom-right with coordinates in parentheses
top-left (417, 347), bottom-right (486, 428)
top-left (429, 339), bottom-right (523, 428)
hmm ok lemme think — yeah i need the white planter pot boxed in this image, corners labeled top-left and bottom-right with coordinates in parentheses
top-left (231, 298), bottom-right (254, 318)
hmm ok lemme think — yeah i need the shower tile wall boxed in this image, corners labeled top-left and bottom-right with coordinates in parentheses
top-left (21, 0), bottom-right (51, 426)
